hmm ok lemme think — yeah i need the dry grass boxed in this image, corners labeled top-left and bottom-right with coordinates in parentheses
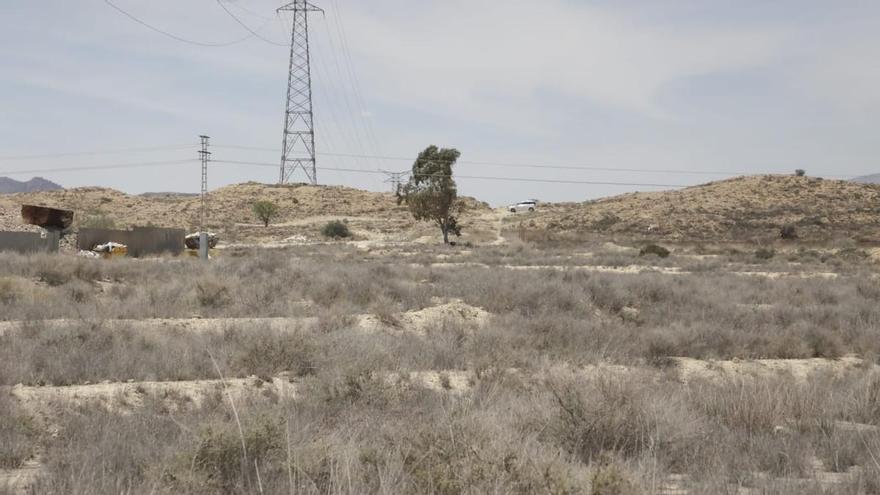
top-left (0, 391), bottom-right (36, 470)
top-left (2, 242), bottom-right (880, 493)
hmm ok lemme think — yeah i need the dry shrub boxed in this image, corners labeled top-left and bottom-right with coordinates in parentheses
top-left (195, 277), bottom-right (232, 309)
top-left (369, 296), bottom-right (401, 327)
top-left (177, 416), bottom-right (283, 493)
top-left (549, 373), bottom-right (699, 467)
top-left (591, 462), bottom-right (639, 495)
top-left (0, 276), bottom-right (21, 304)
top-left (232, 328), bottom-right (316, 379)
top-left (639, 244), bottom-right (670, 258)
top-left (844, 373), bottom-right (880, 425)
top-left (689, 378), bottom-right (809, 436)
top-left (755, 247), bottom-right (776, 260)
top-left (321, 220), bottom-right (351, 239)
top-left (780, 224), bottom-right (798, 240)
top-left (0, 392), bottom-right (36, 469)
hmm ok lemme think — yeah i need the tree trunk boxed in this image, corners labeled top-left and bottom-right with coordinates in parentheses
top-left (441, 223), bottom-right (449, 244)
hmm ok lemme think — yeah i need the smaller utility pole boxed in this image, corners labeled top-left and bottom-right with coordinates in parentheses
top-left (198, 135), bottom-right (211, 260)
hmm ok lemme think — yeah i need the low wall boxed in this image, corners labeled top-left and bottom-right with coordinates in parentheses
top-left (0, 231), bottom-right (60, 254)
top-left (77, 227), bottom-right (185, 257)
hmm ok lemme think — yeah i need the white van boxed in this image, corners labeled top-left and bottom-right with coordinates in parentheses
top-left (509, 200), bottom-right (538, 213)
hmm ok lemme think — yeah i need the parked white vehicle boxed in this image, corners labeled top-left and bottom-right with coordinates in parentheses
top-left (509, 200), bottom-right (538, 213)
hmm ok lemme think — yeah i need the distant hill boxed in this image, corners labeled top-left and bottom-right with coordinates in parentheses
top-left (525, 175), bottom-right (880, 242)
top-left (0, 182), bottom-right (491, 242)
top-left (0, 177), bottom-right (62, 194)
top-left (853, 174), bottom-right (880, 184)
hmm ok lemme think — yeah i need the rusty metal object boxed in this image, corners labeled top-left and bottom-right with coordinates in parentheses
top-left (185, 232), bottom-right (218, 250)
top-left (21, 205), bottom-right (74, 230)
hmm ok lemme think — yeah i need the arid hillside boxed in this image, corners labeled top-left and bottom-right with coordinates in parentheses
top-left (0, 182), bottom-right (493, 245)
top-left (521, 175), bottom-right (880, 242)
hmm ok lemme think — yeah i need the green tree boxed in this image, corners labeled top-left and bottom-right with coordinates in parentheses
top-left (252, 200), bottom-right (279, 228)
top-left (397, 146), bottom-right (464, 244)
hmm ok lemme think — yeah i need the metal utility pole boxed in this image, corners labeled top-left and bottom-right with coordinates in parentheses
top-left (382, 170), bottom-right (409, 193)
top-left (198, 135), bottom-right (211, 260)
top-left (278, 1), bottom-right (323, 185)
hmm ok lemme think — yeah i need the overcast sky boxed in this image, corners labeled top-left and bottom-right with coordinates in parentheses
top-left (1, 0), bottom-right (878, 205)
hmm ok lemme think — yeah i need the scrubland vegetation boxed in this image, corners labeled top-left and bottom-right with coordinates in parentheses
top-left (1, 240), bottom-right (880, 494)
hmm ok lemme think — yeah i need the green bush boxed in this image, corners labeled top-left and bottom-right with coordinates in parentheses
top-left (321, 220), bottom-right (351, 239)
top-left (252, 200), bottom-right (280, 228)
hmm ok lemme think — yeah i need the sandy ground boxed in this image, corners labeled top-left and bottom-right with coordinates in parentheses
top-left (0, 300), bottom-right (492, 339)
top-left (672, 356), bottom-right (870, 382)
top-left (410, 261), bottom-right (843, 279)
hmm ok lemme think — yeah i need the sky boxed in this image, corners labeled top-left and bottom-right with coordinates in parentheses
top-left (0, 0), bottom-right (878, 206)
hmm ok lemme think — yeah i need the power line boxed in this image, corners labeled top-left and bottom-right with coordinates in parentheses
top-left (210, 159), bottom-right (690, 187)
top-left (316, 16), bottom-right (376, 170)
top-left (309, 33), bottom-right (373, 171)
top-left (0, 144), bottom-right (196, 161)
top-left (209, 145), bottom-right (859, 179)
top-left (215, 0), bottom-right (287, 47)
top-left (0, 159), bottom-right (198, 176)
top-left (327, 1), bottom-right (383, 153)
top-left (104, 0), bottom-right (256, 47)
top-left (225, 0), bottom-right (275, 21)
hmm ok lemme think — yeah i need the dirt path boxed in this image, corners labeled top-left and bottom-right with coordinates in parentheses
top-left (483, 208), bottom-right (508, 246)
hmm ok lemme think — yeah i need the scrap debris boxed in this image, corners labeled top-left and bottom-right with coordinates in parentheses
top-left (185, 232), bottom-right (218, 250)
top-left (92, 242), bottom-right (128, 257)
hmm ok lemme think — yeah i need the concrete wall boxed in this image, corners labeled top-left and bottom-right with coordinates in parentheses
top-left (77, 227), bottom-right (185, 257)
top-left (0, 230), bottom-right (60, 254)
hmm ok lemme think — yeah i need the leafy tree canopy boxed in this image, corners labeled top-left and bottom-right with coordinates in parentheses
top-left (397, 145), bottom-right (464, 244)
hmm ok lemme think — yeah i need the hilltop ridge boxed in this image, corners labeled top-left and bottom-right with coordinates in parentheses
top-left (0, 182), bottom-right (492, 243)
top-left (523, 175), bottom-right (880, 242)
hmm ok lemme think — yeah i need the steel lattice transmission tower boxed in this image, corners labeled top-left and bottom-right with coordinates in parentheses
top-left (278, 1), bottom-right (323, 185)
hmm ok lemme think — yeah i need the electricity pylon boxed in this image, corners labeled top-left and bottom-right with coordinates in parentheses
top-left (278, 1), bottom-right (323, 185)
